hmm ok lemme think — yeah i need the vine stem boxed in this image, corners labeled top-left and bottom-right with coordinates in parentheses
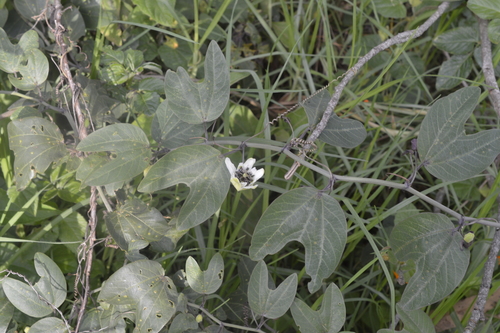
top-left (50, 1), bottom-right (98, 332)
top-left (464, 16), bottom-right (500, 332)
top-left (212, 138), bottom-right (500, 228)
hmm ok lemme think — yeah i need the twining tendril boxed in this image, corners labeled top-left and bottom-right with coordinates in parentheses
top-left (289, 138), bottom-right (317, 153)
top-left (268, 71), bottom-right (348, 126)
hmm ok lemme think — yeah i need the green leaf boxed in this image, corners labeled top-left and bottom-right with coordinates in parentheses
top-left (164, 40), bottom-right (229, 124)
top-left (8, 117), bottom-right (67, 191)
top-left (131, 0), bottom-right (178, 27)
top-left (105, 198), bottom-right (170, 252)
top-left (0, 287), bottom-right (15, 330)
top-left (80, 306), bottom-right (127, 332)
top-left (169, 313), bottom-right (198, 333)
top-left (290, 283), bottom-right (346, 333)
top-left (185, 253), bottom-right (224, 294)
top-left (138, 145), bottom-right (230, 230)
top-left (433, 27), bottom-right (478, 54)
top-left (249, 187), bottom-right (347, 293)
top-left (302, 90), bottom-right (367, 148)
top-left (61, 7), bottom-right (86, 41)
top-left (0, 28), bottom-right (28, 73)
top-left (13, 0), bottom-right (55, 21)
top-left (418, 87), bottom-right (500, 181)
top-left (248, 261), bottom-right (297, 319)
top-left (372, 0), bottom-right (406, 18)
top-left (76, 124), bottom-right (151, 186)
top-left (2, 253), bottom-right (66, 318)
top-left (29, 317), bottom-right (68, 333)
top-left (98, 260), bottom-right (178, 333)
top-left (9, 48), bottom-right (49, 91)
top-left (151, 100), bottom-right (205, 149)
top-left (389, 213), bottom-right (469, 310)
top-left (436, 55), bottom-right (473, 91)
top-left (100, 63), bottom-right (133, 85)
top-left (396, 303), bottom-right (435, 333)
top-left (129, 90), bottom-right (160, 116)
top-left (158, 39), bottom-right (192, 70)
top-left (228, 104), bottom-right (259, 136)
top-left (467, 0), bottom-right (500, 20)
top-left (488, 19), bottom-right (500, 44)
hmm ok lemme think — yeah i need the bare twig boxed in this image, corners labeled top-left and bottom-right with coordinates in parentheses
top-left (464, 16), bottom-right (500, 333)
top-left (464, 227), bottom-right (500, 333)
top-left (283, 2), bottom-right (451, 179)
top-left (308, 2), bottom-right (451, 145)
top-left (478, 17), bottom-right (500, 116)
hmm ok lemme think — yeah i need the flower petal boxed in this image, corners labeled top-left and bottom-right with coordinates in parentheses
top-left (225, 158), bottom-right (236, 177)
top-left (242, 158), bottom-right (256, 170)
top-left (253, 168), bottom-right (265, 182)
top-left (230, 177), bottom-right (243, 191)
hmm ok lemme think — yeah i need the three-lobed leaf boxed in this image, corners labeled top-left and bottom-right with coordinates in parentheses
top-left (389, 213), bottom-right (469, 310)
top-left (8, 117), bottom-right (68, 190)
top-left (151, 100), bottom-right (205, 149)
top-left (249, 187), bottom-right (347, 293)
top-left (185, 253), bottom-right (224, 295)
top-left (164, 40), bottom-right (229, 124)
top-left (418, 87), bottom-right (500, 182)
top-left (138, 145), bottom-right (230, 230)
top-left (290, 283), bottom-right (346, 333)
top-left (76, 123), bottom-right (151, 186)
top-left (248, 261), bottom-right (297, 319)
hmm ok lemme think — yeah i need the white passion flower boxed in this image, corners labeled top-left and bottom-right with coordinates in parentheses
top-left (225, 157), bottom-right (265, 191)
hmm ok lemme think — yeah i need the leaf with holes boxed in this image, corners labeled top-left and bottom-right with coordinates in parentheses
top-left (389, 213), bottom-right (469, 310)
top-left (164, 40), bottom-right (229, 124)
top-left (290, 283), bottom-right (346, 333)
top-left (0, 28), bottom-right (38, 74)
top-left (302, 90), bottom-right (366, 148)
top-left (104, 198), bottom-right (170, 253)
top-left (248, 261), bottom-right (297, 319)
top-left (138, 145), bottom-right (230, 230)
top-left (2, 253), bottom-right (66, 318)
top-left (8, 117), bottom-right (67, 190)
top-left (76, 124), bottom-right (151, 186)
top-left (418, 87), bottom-right (500, 182)
top-left (98, 260), bottom-right (178, 333)
top-left (249, 187), bottom-right (347, 293)
top-left (185, 253), bottom-right (224, 295)
top-left (151, 100), bottom-right (205, 149)
top-left (9, 48), bottom-right (49, 91)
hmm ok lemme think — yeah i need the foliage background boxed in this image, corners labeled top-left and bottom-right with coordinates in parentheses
top-left (0, 0), bottom-right (499, 332)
